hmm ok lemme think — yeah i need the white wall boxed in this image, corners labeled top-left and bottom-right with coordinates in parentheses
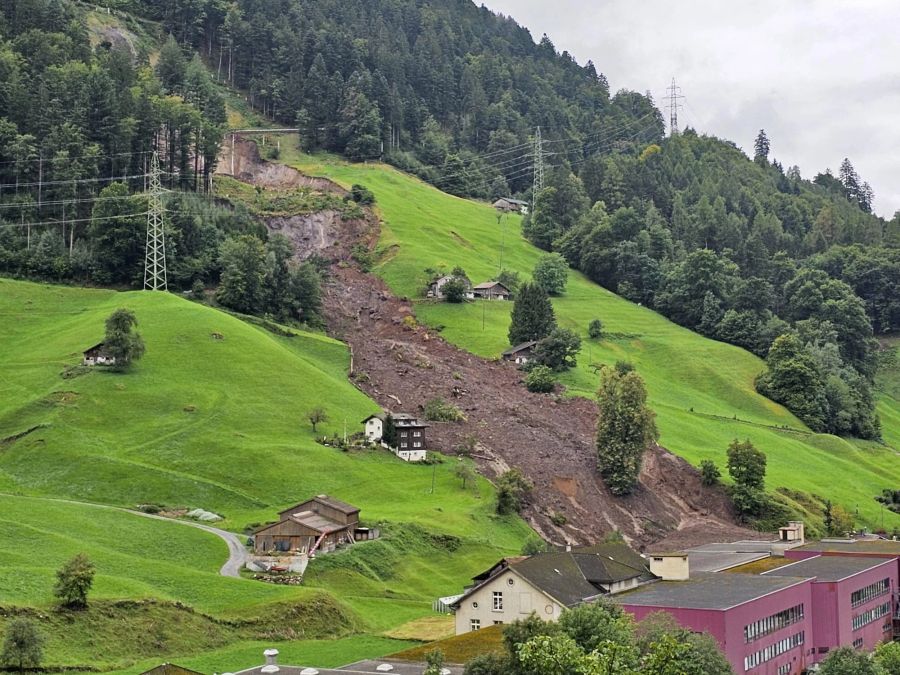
top-left (365, 418), bottom-right (383, 442)
top-left (454, 569), bottom-right (563, 635)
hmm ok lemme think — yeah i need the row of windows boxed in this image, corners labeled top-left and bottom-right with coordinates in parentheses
top-left (853, 638), bottom-right (864, 649)
top-left (744, 604), bottom-right (805, 643)
top-left (744, 631), bottom-right (804, 671)
top-left (777, 663), bottom-right (793, 675)
top-left (851, 578), bottom-right (890, 608)
top-left (852, 602), bottom-right (890, 631)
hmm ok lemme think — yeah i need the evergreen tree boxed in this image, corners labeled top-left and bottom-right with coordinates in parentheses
top-left (508, 282), bottom-right (556, 345)
top-left (103, 308), bottom-right (145, 371)
top-left (753, 129), bottom-right (770, 165)
top-left (596, 366), bottom-right (658, 496)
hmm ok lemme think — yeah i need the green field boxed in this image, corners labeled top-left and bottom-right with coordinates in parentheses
top-left (0, 278), bottom-right (529, 670)
top-left (278, 146), bottom-right (900, 531)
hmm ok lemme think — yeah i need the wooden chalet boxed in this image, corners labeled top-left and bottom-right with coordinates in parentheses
top-left (493, 197), bottom-right (529, 215)
top-left (502, 341), bottom-right (538, 365)
top-left (254, 495), bottom-right (360, 556)
top-left (427, 274), bottom-right (474, 300)
top-left (82, 342), bottom-right (116, 366)
top-left (361, 412), bottom-right (428, 462)
top-left (473, 281), bottom-right (511, 300)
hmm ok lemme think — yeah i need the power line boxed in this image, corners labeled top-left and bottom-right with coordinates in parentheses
top-left (0, 173), bottom-right (153, 190)
top-left (0, 211), bottom-right (151, 229)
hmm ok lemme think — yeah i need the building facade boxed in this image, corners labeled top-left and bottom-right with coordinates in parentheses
top-left (254, 495), bottom-right (361, 555)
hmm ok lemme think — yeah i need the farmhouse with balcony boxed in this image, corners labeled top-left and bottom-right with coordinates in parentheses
top-left (83, 343), bottom-right (116, 367)
top-left (253, 495), bottom-right (362, 556)
top-left (362, 412), bottom-right (428, 462)
top-left (473, 281), bottom-right (511, 300)
top-left (450, 543), bottom-right (654, 635)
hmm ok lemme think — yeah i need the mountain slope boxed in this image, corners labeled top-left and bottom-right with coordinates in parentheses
top-left (273, 145), bottom-right (900, 532)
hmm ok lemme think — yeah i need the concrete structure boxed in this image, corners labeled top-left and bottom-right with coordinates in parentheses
top-left (451, 544), bottom-right (655, 635)
top-left (764, 555), bottom-right (898, 661)
top-left (472, 281), bottom-right (511, 300)
top-left (83, 342), bottom-right (116, 366)
top-left (648, 553), bottom-right (690, 581)
top-left (501, 341), bottom-right (537, 365)
top-left (618, 573), bottom-right (814, 675)
top-left (778, 522), bottom-right (805, 544)
top-left (253, 495), bottom-right (361, 556)
top-left (493, 197), bottom-right (529, 215)
top-left (361, 413), bottom-right (428, 462)
top-left (232, 648), bottom-right (464, 675)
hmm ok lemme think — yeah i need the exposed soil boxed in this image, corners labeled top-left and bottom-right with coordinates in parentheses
top-left (224, 137), bottom-right (763, 551)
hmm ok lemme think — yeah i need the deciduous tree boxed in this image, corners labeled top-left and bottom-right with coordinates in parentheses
top-left (1, 618), bottom-right (43, 673)
top-left (54, 553), bottom-right (95, 609)
top-left (103, 308), bottom-right (145, 371)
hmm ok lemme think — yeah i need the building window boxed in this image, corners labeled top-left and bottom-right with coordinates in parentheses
top-left (493, 591), bottom-right (503, 611)
top-left (507, 577), bottom-right (515, 586)
top-left (852, 602), bottom-right (890, 631)
top-left (777, 664), bottom-right (792, 675)
top-left (851, 578), bottom-right (890, 608)
top-left (470, 619), bottom-right (481, 631)
top-left (414, 442), bottom-right (422, 448)
top-left (744, 604), bottom-right (805, 643)
top-left (744, 631), bottom-right (804, 670)
top-left (853, 638), bottom-right (864, 649)
top-left (414, 431), bottom-right (421, 437)
top-left (493, 621), bottom-right (503, 625)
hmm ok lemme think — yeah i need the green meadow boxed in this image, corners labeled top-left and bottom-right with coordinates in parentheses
top-left (280, 146), bottom-right (900, 530)
top-left (0, 278), bottom-right (529, 669)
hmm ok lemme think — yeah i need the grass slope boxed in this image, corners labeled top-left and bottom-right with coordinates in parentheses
top-left (279, 146), bottom-right (900, 530)
top-left (0, 279), bottom-right (529, 668)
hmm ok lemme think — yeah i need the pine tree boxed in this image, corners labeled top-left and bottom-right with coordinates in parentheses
top-left (753, 129), bottom-right (770, 165)
top-left (508, 282), bottom-right (556, 345)
top-left (596, 366), bottom-right (658, 496)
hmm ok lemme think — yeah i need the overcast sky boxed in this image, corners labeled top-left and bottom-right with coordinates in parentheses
top-left (484, 0), bottom-right (899, 218)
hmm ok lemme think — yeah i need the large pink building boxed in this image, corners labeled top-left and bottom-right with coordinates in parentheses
top-left (763, 555), bottom-right (897, 663)
top-left (619, 573), bottom-right (814, 674)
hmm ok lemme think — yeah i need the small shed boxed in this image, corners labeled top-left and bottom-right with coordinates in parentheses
top-left (473, 281), bottom-right (511, 300)
top-left (502, 341), bottom-right (538, 365)
top-left (493, 197), bottom-right (529, 215)
top-left (83, 343), bottom-right (116, 367)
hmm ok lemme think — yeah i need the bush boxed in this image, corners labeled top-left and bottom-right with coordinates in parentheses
top-left (350, 183), bottom-right (376, 205)
top-left (699, 460), bottom-right (720, 486)
top-left (532, 328), bottom-right (582, 372)
top-left (588, 319), bottom-right (603, 339)
top-left (351, 244), bottom-right (375, 272)
top-left (550, 512), bottom-right (567, 526)
top-left (424, 398), bottom-right (466, 422)
top-left (496, 468), bottom-right (533, 515)
top-left (442, 277), bottom-right (469, 303)
top-left (521, 536), bottom-right (549, 555)
top-left (525, 365), bottom-right (556, 393)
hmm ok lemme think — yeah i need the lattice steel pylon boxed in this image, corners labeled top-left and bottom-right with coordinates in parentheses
top-left (532, 126), bottom-right (545, 212)
top-left (143, 151), bottom-right (167, 291)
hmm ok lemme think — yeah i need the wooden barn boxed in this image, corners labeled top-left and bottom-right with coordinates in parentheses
top-left (473, 281), bottom-right (511, 300)
top-left (253, 495), bottom-right (361, 556)
top-left (83, 343), bottom-right (116, 367)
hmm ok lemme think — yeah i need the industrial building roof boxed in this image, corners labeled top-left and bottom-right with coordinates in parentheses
top-left (683, 541), bottom-right (775, 573)
top-left (762, 555), bottom-right (896, 582)
top-left (616, 573), bottom-right (808, 611)
top-left (793, 539), bottom-right (900, 556)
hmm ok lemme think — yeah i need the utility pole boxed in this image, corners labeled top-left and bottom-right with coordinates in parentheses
top-left (144, 151), bottom-right (168, 291)
top-left (664, 78), bottom-right (685, 136)
top-left (532, 126), bottom-right (545, 213)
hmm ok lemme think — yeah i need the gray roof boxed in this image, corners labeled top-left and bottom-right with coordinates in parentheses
top-left (278, 495), bottom-right (360, 517)
top-left (684, 542), bottom-right (776, 573)
top-left (473, 281), bottom-right (510, 291)
top-left (290, 510), bottom-right (347, 534)
top-left (361, 413), bottom-right (426, 427)
top-left (762, 555), bottom-right (896, 582)
top-left (497, 197), bottom-right (528, 205)
top-left (502, 341), bottom-right (538, 356)
top-left (616, 573), bottom-right (809, 611)
top-left (512, 553), bottom-right (606, 607)
top-left (792, 539), bottom-right (900, 556)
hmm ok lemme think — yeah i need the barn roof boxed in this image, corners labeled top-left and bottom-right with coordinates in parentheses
top-left (502, 341), bottom-right (538, 356)
top-left (83, 342), bottom-right (107, 355)
top-left (278, 494), bottom-right (360, 518)
top-left (496, 197), bottom-right (528, 206)
top-left (290, 510), bottom-right (348, 534)
top-left (473, 281), bottom-right (510, 291)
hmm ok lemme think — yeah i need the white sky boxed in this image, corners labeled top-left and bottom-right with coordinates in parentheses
top-left (483, 0), bottom-right (900, 217)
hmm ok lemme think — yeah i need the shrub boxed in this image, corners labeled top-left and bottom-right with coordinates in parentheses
top-left (350, 183), bottom-right (376, 205)
top-left (351, 244), bottom-right (375, 272)
top-left (699, 460), bottom-right (721, 486)
top-left (521, 536), bottom-right (549, 555)
top-left (588, 319), bottom-right (603, 339)
top-left (550, 512), bottom-right (567, 526)
top-left (496, 468), bottom-right (533, 515)
top-left (525, 365), bottom-right (556, 393)
top-left (424, 398), bottom-right (466, 422)
top-left (442, 277), bottom-right (469, 303)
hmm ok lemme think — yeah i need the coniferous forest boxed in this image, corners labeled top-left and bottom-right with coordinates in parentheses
top-left (0, 0), bottom-right (898, 437)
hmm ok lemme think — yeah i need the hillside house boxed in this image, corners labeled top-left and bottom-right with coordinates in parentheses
top-left (451, 544), bottom-right (654, 634)
top-left (361, 413), bottom-right (428, 462)
top-left (502, 341), bottom-right (538, 365)
top-left (428, 275), bottom-right (474, 300)
top-left (82, 343), bottom-right (116, 367)
top-left (253, 495), bottom-right (361, 556)
top-left (493, 197), bottom-right (529, 215)
top-left (473, 281), bottom-right (511, 300)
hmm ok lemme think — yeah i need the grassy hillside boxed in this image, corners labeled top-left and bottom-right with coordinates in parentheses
top-left (0, 278), bottom-right (529, 670)
top-left (278, 146), bottom-right (900, 531)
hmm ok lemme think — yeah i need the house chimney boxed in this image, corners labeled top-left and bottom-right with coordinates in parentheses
top-left (649, 554), bottom-right (690, 581)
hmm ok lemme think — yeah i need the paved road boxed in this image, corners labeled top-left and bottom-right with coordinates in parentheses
top-left (0, 493), bottom-right (250, 578)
